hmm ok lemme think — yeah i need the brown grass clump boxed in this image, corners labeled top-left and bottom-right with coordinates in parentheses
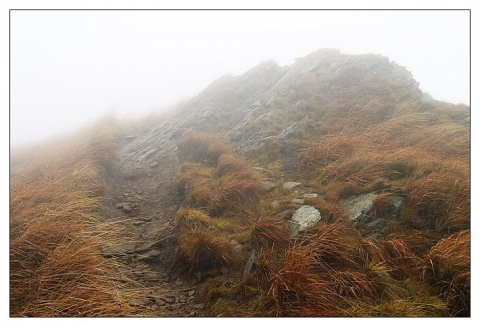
top-left (177, 230), bottom-right (237, 272)
top-left (175, 162), bottom-right (221, 210)
top-left (177, 131), bottom-right (233, 165)
top-left (406, 162), bottom-right (470, 232)
top-left (175, 134), bottom-right (264, 214)
top-left (383, 234), bottom-right (422, 279)
top-left (421, 230), bottom-right (470, 316)
top-left (10, 117), bottom-right (147, 317)
top-left (251, 216), bottom-right (290, 250)
top-left (175, 207), bottom-right (216, 233)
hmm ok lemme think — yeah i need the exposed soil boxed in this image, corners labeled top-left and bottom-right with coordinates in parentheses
top-left (101, 135), bottom-right (206, 317)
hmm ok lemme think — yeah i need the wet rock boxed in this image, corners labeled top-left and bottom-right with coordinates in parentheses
top-left (283, 181), bottom-right (301, 189)
top-left (289, 205), bottom-right (321, 237)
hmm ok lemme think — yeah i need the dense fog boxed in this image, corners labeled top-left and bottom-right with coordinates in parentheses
top-left (10, 10), bottom-right (470, 146)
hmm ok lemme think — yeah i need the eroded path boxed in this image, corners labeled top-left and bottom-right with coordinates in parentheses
top-left (102, 133), bottom-right (206, 317)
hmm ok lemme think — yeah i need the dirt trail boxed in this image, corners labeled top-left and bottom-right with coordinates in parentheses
top-left (102, 135), bottom-right (206, 317)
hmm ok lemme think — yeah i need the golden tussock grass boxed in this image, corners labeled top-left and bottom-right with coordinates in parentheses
top-left (10, 116), bottom-right (148, 317)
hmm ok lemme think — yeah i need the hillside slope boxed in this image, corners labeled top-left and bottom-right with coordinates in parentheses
top-left (102, 49), bottom-right (469, 317)
top-left (11, 48), bottom-right (470, 317)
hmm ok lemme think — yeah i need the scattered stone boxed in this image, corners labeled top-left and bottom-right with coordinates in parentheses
top-left (193, 303), bottom-right (205, 310)
top-left (289, 205), bottom-right (322, 237)
top-left (114, 202), bottom-right (126, 209)
top-left (303, 193), bottom-right (318, 198)
top-left (133, 221), bottom-right (145, 226)
top-left (292, 198), bottom-right (305, 205)
top-left (188, 290), bottom-right (196, 297)
top-left (149, 161), bottom-right (159, 168)
top-left (138, 216), bottom-right (152, 222)
top-left (156, 299), bottom-right (166, 306)
top-left (123, 205), bottom-right (133, 212)
top-left (163, 296), bottom-right (176, 304)
top-left (283, 181), bottom-right (301, 189)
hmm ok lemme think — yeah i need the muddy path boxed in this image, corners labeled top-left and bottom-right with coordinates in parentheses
top-left (102, 134), bottom-right (206, 317)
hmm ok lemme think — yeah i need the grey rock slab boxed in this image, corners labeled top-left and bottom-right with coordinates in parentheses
top-left (283, 182), bottom-right (301, 189)
top-left (392, 196), bottom-right (403, 209)
top-left (338, 193), bottom-right (377, 221)
top-left (289, 205), bottom-right (321, 237)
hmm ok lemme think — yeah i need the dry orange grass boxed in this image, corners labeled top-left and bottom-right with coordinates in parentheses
top-left (421, 230), bottom-right (470, 316)
top-left (251, 216), bottom-right (290, 250)
top-left (175, 133), bottom-right (264, 213)
top-left (10, 116), bottom-right (148, 317)
top-left (177, 230), bottom-right (237, 272)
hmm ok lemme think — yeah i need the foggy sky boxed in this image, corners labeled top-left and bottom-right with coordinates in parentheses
top-left (10, 10), bottom-right (470, 146)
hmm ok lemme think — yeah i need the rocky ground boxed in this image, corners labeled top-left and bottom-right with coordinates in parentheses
top-left (101, 134), bottom-right (206, 317)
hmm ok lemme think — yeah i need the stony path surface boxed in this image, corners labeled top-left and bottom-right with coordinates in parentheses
top-left (102, 134), bottom-right (206, 317)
